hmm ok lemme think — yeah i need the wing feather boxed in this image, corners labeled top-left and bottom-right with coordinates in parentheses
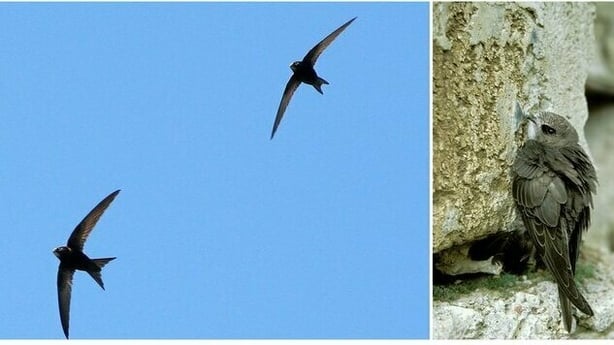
top-left (67, 190), bottom-right (120, 250)
top-left (57, 265), bottom-right (74, 339)
top-left (271, 75), bottom-right (301, 139)
top-left (513, 143), bottom-right (593, 317)
top-left (302, 17), bottom-right (356, 66)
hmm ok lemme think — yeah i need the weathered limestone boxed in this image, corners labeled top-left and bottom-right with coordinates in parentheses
top-left (585, 105), bottom-right (614, 253)
top-left (587, 3), bottom-right (614, 94)
top-left (433, 2), bottom-right (595, 252)
top-left (433, 244), bottom-right (614, 339)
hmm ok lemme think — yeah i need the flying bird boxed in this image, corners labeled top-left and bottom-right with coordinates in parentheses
top-left (512, 106), bottom-right (597, 332)
top-left (53, 189), bottom-right (120, 339)
top-left (270, 16), bottom-right (356, 139)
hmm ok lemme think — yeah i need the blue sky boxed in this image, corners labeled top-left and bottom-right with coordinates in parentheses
top-left (0, 2), bottom-right (430, 339)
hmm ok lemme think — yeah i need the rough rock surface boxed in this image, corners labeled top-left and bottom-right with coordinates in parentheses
top-left (585, 104), bottom-right (614, 254)
top-left (587, 3), bottom-right (614, 94)
top-left (433, 244), bottom-right (614, 339)
top-left (433, 2), bottom-right (596, 253)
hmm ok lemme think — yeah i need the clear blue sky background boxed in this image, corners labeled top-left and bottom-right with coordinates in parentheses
top-left (0, 2), bottom-right (429, 339)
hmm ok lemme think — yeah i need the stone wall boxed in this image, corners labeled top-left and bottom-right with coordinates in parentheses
top-left (433, 2), bottom-right (596, 253)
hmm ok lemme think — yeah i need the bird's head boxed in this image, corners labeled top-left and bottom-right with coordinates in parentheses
top-left (290, 61), bottom-right (301, 72)
top-left (526, 111), bottom-right (579, 148)
top-left (53, 246), bottom-right (71, 259)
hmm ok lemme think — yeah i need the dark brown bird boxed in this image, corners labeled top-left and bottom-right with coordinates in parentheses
top-left (270, 16), bottom-right (356, 139)
top-left (53, 190), bottom-right (120, 339)
top-left (512, 108), bottom-right (597, 332)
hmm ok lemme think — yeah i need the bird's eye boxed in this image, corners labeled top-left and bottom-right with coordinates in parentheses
top-left (541, 124), bottom-right (556, 135)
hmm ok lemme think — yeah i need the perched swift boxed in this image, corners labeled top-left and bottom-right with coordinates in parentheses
top-left (512, 107), bottom-right (597, 332)
top-left (270, 16), bottom-right (356, 139)
top-left (53, 189), bottom-right (120, 339)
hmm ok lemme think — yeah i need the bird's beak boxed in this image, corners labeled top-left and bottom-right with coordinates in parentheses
top-left (526, 114), bottom-right (537, 124)
top-left (515, 101), bottom-right (538, 125)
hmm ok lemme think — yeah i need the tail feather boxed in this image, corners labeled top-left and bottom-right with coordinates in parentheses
top-left (559, 288), bottom-right (573, 332)
top-left (93, 257), bottom-right (116, 269)
top-left (88, 257), bottom-right (116, 290)
top-left (312, 77), bottom-right (329, 94)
